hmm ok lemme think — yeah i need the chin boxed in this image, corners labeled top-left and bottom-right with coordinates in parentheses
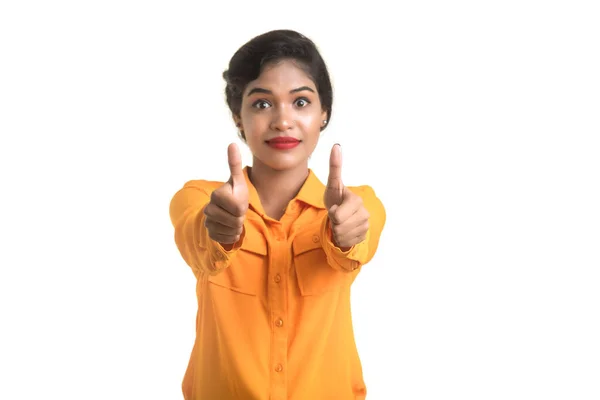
top-left (259, 154), bottom-right (306, 171)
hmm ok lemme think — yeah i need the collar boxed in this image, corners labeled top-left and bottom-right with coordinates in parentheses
top-left (242, 166), bottom-right (326, 216)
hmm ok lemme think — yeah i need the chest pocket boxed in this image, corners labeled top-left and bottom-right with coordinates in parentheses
top-left (292, 226), bottom-right (351, 296)
top-left (207, 232), bottom-right (268, 296)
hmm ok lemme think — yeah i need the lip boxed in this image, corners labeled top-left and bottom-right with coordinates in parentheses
top-left (266, 137), bottom-right (300, 143)
top-left (266, 137), bottom-right (301, 150)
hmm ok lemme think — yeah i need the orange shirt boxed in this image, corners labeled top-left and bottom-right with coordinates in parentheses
top-left (169, 167), bottom-right (386, 400)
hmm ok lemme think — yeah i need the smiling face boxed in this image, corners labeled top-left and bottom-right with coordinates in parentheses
top-left (235, 59), bottom-right (328, 172)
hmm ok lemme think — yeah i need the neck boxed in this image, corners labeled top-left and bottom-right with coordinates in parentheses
top-left (248, 158), bottom-right (309, 213)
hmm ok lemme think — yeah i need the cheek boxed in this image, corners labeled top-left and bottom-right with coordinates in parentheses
top-left (298, 115), bottom-right (323, 135)
top-left (240, 113), bottom-right (264, 135)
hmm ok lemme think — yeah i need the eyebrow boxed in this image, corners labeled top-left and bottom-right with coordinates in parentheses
top-left (246, 86), bottom-right (315, 97)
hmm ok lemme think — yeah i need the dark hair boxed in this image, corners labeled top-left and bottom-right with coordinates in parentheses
top-left (222, 29), bottom-right (333, 141)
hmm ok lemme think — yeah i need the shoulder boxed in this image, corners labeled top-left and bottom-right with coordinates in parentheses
top-left (347, 184), bottom-right (382, 202)
top-left (347, 184), bottom-right (386, 215)
top-left (179, 179), bottom-right (224, 193)
top-left (169, 179), bottom-right (224, 216)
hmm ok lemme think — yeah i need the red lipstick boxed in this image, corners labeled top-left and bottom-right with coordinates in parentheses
top-left (266, 137), bottom-right (300, 150)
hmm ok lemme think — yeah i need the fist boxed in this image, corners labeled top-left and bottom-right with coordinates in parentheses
top-left (324, 144), bottom-right (370, 249)
top-left (203, 143), bottom-right (249, 245)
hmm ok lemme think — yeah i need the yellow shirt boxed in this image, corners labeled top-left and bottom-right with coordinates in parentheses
top-left (169, 167), bottom-right (386, 400)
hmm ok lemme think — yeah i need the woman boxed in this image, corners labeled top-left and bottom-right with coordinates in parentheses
top-left (169, 29), bottom-right (386, 400)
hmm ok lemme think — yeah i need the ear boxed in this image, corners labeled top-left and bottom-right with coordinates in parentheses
top-left (320, 110), bottom-right (328, 129)
top-left (233, 114), bottom-right (243, 130)
top-left (233, 114), bottom-right (247, 141)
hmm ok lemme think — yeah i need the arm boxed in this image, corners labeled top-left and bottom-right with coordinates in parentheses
top-left (169, 182), bottom-right (245, 278)
top-left (320, 185), bottom-right (386, 272)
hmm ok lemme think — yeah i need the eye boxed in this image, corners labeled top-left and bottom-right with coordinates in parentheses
top-left (252, 100), bottom-right (271, 110)
top-left (295, 97), bottom-right (311, 108)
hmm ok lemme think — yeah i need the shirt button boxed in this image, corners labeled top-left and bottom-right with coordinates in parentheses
top-left (275, 318), bottom-right (283, 327)
top-left (312, 235), bottom-right (319, 243)
top-left (274, 274), bottom-right (281, 283)
top-left (275, 364), bottom-right (283, 372)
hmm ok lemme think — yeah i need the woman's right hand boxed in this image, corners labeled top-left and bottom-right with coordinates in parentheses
top-left (203, 143), bottom-right (249, 246)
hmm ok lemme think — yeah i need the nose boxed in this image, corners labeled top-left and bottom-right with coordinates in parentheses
top-left (270, 105), bottom-right (294, 131)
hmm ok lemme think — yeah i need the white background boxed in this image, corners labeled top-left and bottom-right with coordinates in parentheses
top-left (1, 1), bottom-right (599, 399)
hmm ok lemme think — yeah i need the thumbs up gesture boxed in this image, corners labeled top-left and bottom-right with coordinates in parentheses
top-left (203, 143), bottom-right (249, 246)
top-left (324, 144), bottom-right (370, 250)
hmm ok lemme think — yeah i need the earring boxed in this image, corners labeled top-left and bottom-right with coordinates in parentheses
top-left (322, 120), bottom-right (328, 126)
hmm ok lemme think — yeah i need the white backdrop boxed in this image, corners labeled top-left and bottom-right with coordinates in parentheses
top-left (1, 1), bottom-right (599, 399)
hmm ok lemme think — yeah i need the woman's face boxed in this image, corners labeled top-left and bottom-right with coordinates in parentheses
top-left (236, 59), bottom-right (328, 172)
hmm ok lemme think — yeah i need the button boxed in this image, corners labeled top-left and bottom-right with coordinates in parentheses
top-left (312, 235), bottom-right (319, 243)
top-left (274, 274), bottom-right (281, 283)
top-left (275, 318), bottom-right (283, 327)
top-left (275, 364), bottom-right (283, 372)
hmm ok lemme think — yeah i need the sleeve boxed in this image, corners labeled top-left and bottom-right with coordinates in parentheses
top-left (320, 185), bottom-right (386, 272)
top-left (169, 181), bottom-right (245, 278)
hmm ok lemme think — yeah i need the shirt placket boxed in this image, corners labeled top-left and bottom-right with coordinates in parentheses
top-left (268, 220), bottom-right (289, 400)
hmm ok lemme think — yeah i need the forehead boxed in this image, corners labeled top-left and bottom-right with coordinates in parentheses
top-left (246, 59), bottom-right (316, 92)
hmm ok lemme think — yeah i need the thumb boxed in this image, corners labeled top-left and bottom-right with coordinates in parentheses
top-left (325, 143), bottom-right (344, 206)
top-left (327, 143), bottom-right (343, 188)
top-left (227, 143), bottom-right (246, 192)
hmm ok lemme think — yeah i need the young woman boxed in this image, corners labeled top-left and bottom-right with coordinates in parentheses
top-left (169, 29), bottom-right (386, 400)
